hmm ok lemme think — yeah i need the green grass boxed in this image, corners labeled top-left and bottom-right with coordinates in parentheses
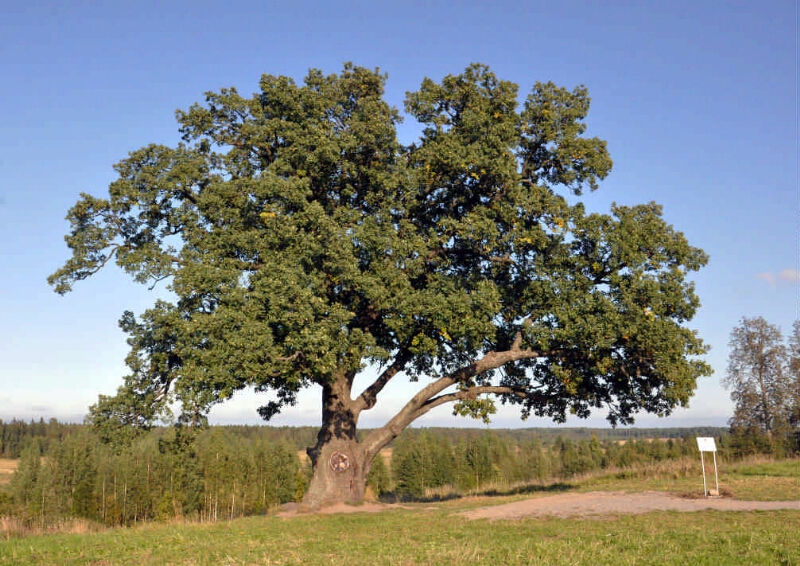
top-left (1, 508), bottom-right (797, 566)
top-left (1, 458), bottom-right (798, 566)
top-left (731, 460), bottom-right (800, 477)
top-left (721, 459), bottom-right (800, 501)
top-left (574, 457), bottom-right (800, 501)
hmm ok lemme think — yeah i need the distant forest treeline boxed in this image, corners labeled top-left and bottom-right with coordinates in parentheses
top-left (0, 418), bottom-right (728, 459)
top-left (0, 419), bottom-right (83, 459)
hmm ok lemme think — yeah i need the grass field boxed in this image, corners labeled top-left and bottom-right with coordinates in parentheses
top-left (0, 458), bottom-right (797, 566)
top-left (2, 507), bottom-right (798, 566)
top-left (577, 457), bottom-right (800, 501)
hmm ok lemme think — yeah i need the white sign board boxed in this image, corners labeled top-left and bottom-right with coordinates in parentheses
top-left (696, 437), bottom-right (717, 452)
top-left (696, 437), bottom-right (720, 497)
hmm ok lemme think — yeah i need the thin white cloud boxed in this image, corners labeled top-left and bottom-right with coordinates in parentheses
top-left (778, 269), bottom-right (800, 283)
top-left (756, 269), bottom-right (800, 288)
top-left (756, 272), bottom-right (776, 288)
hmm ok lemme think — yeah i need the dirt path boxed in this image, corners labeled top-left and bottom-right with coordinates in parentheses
top-left (277, 492), bottom-right (799, 519)
top-left (460, 491), bottom-right (800, 520)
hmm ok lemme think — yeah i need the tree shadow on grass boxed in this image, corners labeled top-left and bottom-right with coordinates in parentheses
top-left (378, 481), bottom-right (577, 504)
top-left (483, 481), bottom-right (576, 497)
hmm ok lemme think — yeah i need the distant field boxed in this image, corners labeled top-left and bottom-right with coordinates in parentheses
top-left (0, 460), bottom-right (16, 486)
top-left (0, 458), bottom-right (797, 565)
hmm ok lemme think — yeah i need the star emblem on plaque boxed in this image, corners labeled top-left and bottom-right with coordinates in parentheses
top-left (329, 451), bottom-right (350, 473)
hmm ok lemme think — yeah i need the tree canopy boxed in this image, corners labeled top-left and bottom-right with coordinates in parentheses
top-left (724, 317), bottom-right (799, 438)
top-left (50, 63), bottom-right (711, 506)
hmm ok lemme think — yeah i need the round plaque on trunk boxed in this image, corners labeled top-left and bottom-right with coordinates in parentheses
top-left (329, 451), bottom-right (350, 473)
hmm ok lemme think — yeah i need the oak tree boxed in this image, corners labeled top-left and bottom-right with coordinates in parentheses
top-left (50, 64), bottom-right (711, 507)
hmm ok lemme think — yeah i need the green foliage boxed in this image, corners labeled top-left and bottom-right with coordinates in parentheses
top-left (386, 429), bottom-right (708, 499)
top-left (392, 430), bottom-right (456, 498)
top-left (554, 436), bottom-right (600, 478)
top-left (718, 427), bottom-right (798, 460)
top-left (518, 436), bottom-right (551, 481)
top-left (4, 427), bottom-right (302, 528)
top-left (9, 442), bottom-right (43, 519)
top-left (49, 63), bottom-right (711, 444)
top-left (366, 453), bottom-right (392, 497)
top-left (0, 490), bottom-right (12, 517)
top-left (0, 419), bottom-right (81, 458)
top-left (454, 432), bottom-right (521, 490)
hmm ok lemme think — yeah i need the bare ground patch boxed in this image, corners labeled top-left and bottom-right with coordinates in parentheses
top-left (277, 491), bottom-right (798, 520)
top-left (459, 491), bottom-right (800, 520)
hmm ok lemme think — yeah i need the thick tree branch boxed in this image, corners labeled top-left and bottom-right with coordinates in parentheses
top-left (360, 344), bottom-right (540, 460)
top-left (352, 351), bottom-right (410, 414)
top-left (414, 384), bottom-right (542, 418)
top-left (276, 351), bottom-right (303, 362)
top-left (511, 317), bottom-right (534, 350)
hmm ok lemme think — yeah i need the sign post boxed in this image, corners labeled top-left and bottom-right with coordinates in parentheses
top-left (696, 437), bottom-right (719, 497)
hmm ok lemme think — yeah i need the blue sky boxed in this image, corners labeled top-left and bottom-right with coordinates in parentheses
top-left (0, 0), bottom-right (796, 429)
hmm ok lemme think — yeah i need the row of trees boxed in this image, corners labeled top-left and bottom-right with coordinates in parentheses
top-left (0, 419), bottom-right (82, 458)
top-left (3, 427), bottom-right (304, 527)
top-left (0, 420), bottom-right (729, 458)
top-left (400, 425), bottom-right (728, 446)
top-left (724, 317), bottom-right (800, 446)
top-left (1, 424), bottom-right (793, 528)
top-left (385, 430), bottom-right (741, 498)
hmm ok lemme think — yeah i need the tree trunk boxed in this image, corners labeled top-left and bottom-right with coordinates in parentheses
top-left (302, 438), bottom-right (369, 509)
top-left (301, 373), bottom-right (372, 509)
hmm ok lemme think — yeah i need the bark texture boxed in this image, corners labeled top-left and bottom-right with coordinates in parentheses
top-left (303, 439), bottom-right (367, 509)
